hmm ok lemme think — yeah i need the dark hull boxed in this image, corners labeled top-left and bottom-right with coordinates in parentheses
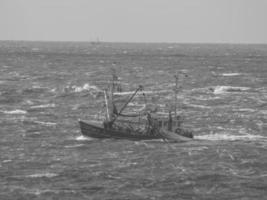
top-left (79, 120), bottom-right (162, 140)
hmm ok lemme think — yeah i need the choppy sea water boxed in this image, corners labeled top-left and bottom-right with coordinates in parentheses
top-left (0, 41), bottom-right (267, 200)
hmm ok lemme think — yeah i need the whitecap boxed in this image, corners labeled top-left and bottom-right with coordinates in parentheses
top-left (30, 104), bottom-right (56, 109)
top-left (114, 91), bottom-right (147, 96)
top-left (24, 100), bottom-right (34, 105)
top-left (32, 85), bottom-right (47, 89)
top-left (213, 86), bottom-right (250, 95)
top-left (76, 135), bottom-right (94, 141)
top-left (33, 121), bottom-right (57, 126)
top-left (27, 188), bottom-right (71, 195)
top-left (72, 83), bottom-right (101, 93)
top-left (50, 88), bottom-right (57, 93)
top-left (196, 133), bottom-right (266, 141)
top-left (192, 95), bottom-right (221, 101)
top-left (222, 73), bottom-right (241, 77)
top-left (2, 109), bottom-right (27, 114)
top-left (2, 159), bottom-right (12, 163)
top-left (27, 173), bottom-right (57, 178)
top-left (184, 103), bottom-right (211, 109)
top-left (114, 89), bottom-right (170, 96)
top-left (235, 108), bottom-right (255, 112)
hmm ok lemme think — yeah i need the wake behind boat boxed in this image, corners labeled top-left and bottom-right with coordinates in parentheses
top-left (79, 72), bottom-right (193, 142)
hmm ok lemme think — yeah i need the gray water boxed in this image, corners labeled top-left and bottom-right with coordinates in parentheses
top-left (0, 41), bottom-right (267, 200)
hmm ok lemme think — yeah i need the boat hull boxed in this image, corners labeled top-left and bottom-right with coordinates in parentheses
top-left (79, 120), bottom-right (162, 140)
top-left (79, 120), bottom-right (192, 142)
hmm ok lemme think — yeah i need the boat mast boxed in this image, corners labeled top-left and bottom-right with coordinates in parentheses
top-left (174, 71), bottom-right (188, 117)
top-left (104, 71), bottom-right (117, 122)
top-left (174, 73), bottom-right (179, 117)
top-left (104, 90), bottom-right (110, 121)
top-left (111, 70), bottom-right (115, 100)
top-left (111, 68), bottom-right (121, 95)
top-left (110, 85), bottom-right (143, 125)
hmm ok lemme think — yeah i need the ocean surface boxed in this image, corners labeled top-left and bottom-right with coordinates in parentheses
top-left (0, 41), bottom-right (267, 200)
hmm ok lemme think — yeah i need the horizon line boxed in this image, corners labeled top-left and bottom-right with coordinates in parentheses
top-left (1, 39), bottom-right (267, 45)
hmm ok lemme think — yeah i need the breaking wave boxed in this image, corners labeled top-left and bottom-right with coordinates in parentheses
top-left (75, 135), bottom-right (94, 141)
top-left (213, 86), bottom-right (250, 95)
top-left (184, 103), bottom-right (211, 109)
top-left (33, 121), bottom-right (57, 126)
top-left (221, 73), bottom-right (241, 76)
top-left (196, 133), bottom-right (266, 141)
top-left (69, 83), bottom-right (101, 93)
top-left (30, 104), bottom-right (56, 109)
top-left (114, 89), bottom-right (170, 96)
top-left (26, 173), bottom-right (58, 178)
top-left (1, 109), bottom-right (27, 114)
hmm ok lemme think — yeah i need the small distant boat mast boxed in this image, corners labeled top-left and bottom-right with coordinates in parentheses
top-left (91, 37), bottom-right (101, 45)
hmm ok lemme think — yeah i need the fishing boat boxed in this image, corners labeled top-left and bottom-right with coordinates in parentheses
top-left (79, 73), bottom-right (193, 142)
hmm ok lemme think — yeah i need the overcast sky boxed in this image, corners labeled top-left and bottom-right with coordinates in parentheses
top-left (1, 0), bottom-right (267, 43)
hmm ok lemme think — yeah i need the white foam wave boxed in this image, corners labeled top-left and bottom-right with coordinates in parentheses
top-left (2, 159), bottom-right (12, 163)
top-left (235, 108), bottom-right (255, 112)
top-left (50, 88), bottom-right (57, 93)
top-left (24, 100), bottom-right (34, 105)
top-left (30, 104), bottom-right (56, 109)
top-left (196, 133), bottom-right (266, 141)
top-left (72, 83), bottom-right (101, 93)
top-left (76, 135), bottom-right (94, 141)
top-left (213, 86), bottom-right (250, 95)
top-left (184, 103), bottom-right (211, 109)
top-left (114, 89), bottom-right (170, 96)
top-left (34, 121), bottom-right (57, 126)
top-left (32, 85), bottom-right (48, 89)
top-left (2, 109), bottom-right (27, 114)
top-left (222, 73), bottom-right (241, 76)
top-left (27, 189), bottom-right (59, 195)
top-left (27, 173), bottom-right (58, 178)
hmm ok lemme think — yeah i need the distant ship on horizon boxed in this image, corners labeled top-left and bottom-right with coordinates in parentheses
top-left (90, 38), bottom-right (101, 45)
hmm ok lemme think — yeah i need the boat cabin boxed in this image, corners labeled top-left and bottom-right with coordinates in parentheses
top-left (151, 115), bottom-right (182, 132)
